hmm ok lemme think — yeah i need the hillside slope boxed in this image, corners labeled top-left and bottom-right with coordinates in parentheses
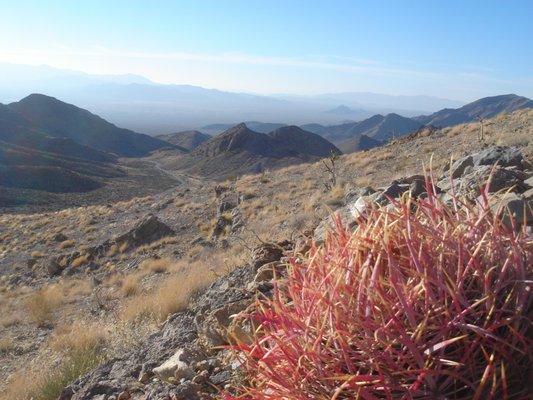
top-left (0, 108), bottom-right (530, 400)
top-left (415, 94), bottom-right (533, 127)
top-left (156, 130), bottom-right (209, 150)
top-left (8, 94), bottom-right (174, 157)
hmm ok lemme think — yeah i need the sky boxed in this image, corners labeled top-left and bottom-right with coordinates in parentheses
top-left (0, 0), bottom-right (532, 100)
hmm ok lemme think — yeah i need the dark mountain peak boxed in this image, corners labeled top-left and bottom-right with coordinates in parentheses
top-left (268, 125), bottom-right (340, 157)
top-left (156, 130), bottom-right (209, 151)
top-left (193, 123), bottom-right (271, 157)
top-left (384, 113), bottom-right (402, 119)
top-left (8, 94), bottom-right (172, 157)
top-left (222, 122), bottom-right (251, 137)
top-left (19, 93), bottom-right (60, 103)
top-left (368, 113), bottom-right (385, 121)
top-left (268, 125), bottom-right (306, 137)
top-left (327, 105), bottom-right (356, 115)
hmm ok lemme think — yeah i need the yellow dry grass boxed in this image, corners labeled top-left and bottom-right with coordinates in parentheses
top-left (25, 285), bottom-right (63, 326)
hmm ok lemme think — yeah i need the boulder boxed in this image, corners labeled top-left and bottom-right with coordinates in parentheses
top-left (313, 206), bottom-right (356, 244)
top-left (114, 214), bottom-right (174, 248)
top-left (45, 258), bottom-right (61, 276)
top-left (344, 186), bottom-right (375, 204)
top-left (197, 299), bottom-right (251, 346)
top-left (472, 146), bottom-right (523, 169)
top-left (254, 261), bottom-right (286, 283)
top-left (490, 192), bottom-right (533, 227)
top-left (440, 165), bottom-right (523, 199)
top-left (376, 182), bottom-right (410, 204)
top-left (444, 147), bottom-right (524, 180)
top-left (152, 349), bottom-right (195, 381)
top-left (53, 232), bottom-right (68, 242)
top-left (449, 155), bottom-right (474, 179)
top-left (524, 175), bottom-right (533, 190)
top-left (217, 199), bottom-right (236, 216)
top-left (251, 243), bottom-right (283, 269)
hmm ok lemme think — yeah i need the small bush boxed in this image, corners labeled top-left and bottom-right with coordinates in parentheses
top-left (59, 239), bottom-right (75, 249)
top-left (232, 184), bottom-right (532, 399)
top-left (121, 275), bottom-right (140, 297)
top-left (25, 286), bottom-right (63, 326)
top-left (141, 258), bottom-right (172, 274)
top-left (71, 254), bottom-right (89, 268)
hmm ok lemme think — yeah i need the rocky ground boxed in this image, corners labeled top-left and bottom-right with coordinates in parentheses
top-left (0, 109), bottom-right (531, 399)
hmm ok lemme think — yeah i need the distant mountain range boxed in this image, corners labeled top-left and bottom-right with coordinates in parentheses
top-left (0, 63), bottom-right (466, 133)
top-left (298, 94), bottom-right (533, 153)
top-left (170, 123), bottom-right (339, 178)
top-left (1, 91), bottom-right (531, 196)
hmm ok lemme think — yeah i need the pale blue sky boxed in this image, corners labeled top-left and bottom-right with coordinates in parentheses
top-left (0, 0), bottom-right (531, 100)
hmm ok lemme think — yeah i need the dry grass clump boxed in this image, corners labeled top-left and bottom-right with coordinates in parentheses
top-left (121, 275), bottom-right (140, 297)
top-left (232, 184), bottom-right (532, 399)
top-left (30, 250), bottom-right (44, 258)
top-left (121, 268), bottom-right (214, 322)
top-left (59, 239), bottom-right (75, 249)
top-left (106, 243), bottom-right (119, 257)
top-left (25, 285), bottom-right (63, 326)
top-left (121, 245), bottom-right (249, 323)
top-left (71, 254), bottom-right (89, 268)
top-left (118, 241), bottom-right (130, 254)
top-left (4, 322), bottom-right (108, 400)
top-left (0, 335), bottom-right (14, 354)
top-left (141, 257), bottom-right (173, 273)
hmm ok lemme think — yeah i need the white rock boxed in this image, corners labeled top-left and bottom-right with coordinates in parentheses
top-left (153, 349), bottom-right (194, 381)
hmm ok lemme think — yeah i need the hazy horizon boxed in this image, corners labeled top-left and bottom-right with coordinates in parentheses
top-left (1, 1), bottom-right (532, 101)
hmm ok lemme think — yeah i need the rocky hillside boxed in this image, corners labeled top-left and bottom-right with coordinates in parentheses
top-left (199, 121), bottom-right (286, 136)
top-left (0, 95), bottom-right (185, 206)
top-left (0, 108), bottom-right (531, 400)
top-left (167, 123), bottom-right (340, 178)
top-left (303, 94), bottom-right (532, 152)
top-left (415, 93), bottom-right (533, 127)
top-left (7, 94), bottom-right (174, 157)
top-left (156, 131), bottom-right (209, 151)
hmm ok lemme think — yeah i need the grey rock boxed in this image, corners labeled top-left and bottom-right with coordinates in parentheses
top-left (440, 165), bottom-right (522, 199)
top-left (114, 214), bottom-right (174, 248)
top-left (209, 370), bottom-right (231, 385)
top-left (217, 199), bottom-right (236, 216)
top-left (46, 258), bottom-right (61, 276)
top-left (344, 186), bottom-right (375, 204)
top-left (313, 206), bottom-right (356, 245)
top-left (472, 146), bottom-right (523, 168)
top-left (490, 192), bottom-right (533, 227)
top-left (376, 182), bottom-right (410, 204)
top-left (53, 232), bottom-right (69, 242)
top-left (449, 155), bottom-right (474, 179)
top-left (524, 175), bottom-right (533, 190)
top-left (251, 243), bottom-right (283, 269)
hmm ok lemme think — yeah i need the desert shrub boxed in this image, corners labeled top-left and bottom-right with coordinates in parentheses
top-left (121, 269), bottom-right (214, 322)
top-left (59, 239), bottom-right (75, 249)
top-left (121, 274), bottom-right (140, 297)
top-left (141, 257), bottom-right (173, 273)
top-left (4, 322), bottom-right (107, 400)
top-left (25, 285), bottom-right (63, 326)
top-left (71, 254), bottom-right (89, 268)
top-left (232, 186), bottom-right (532, 399)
